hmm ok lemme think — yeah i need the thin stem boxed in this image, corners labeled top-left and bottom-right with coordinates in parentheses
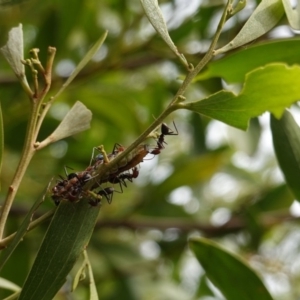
top-left (0, 103), bottom-right (39, 240)
top-left (168, 0), bottom-right (232, 107)
top-left (0, 209), bottom-right (55, 249)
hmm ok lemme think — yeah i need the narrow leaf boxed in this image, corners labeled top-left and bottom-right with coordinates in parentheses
top-left (0, 277), bottom-right (20, 292)
top-left (190, 237), bottom-right (274, 300)
top-left (282, 0), bottom-right (300, 30)
top-left (19, 200), bottom-right (100, 300)
top-left (84, 250), bottom-right (99, 300)
top-left (72, 255), bottom-right (87, 291)
top-left (53, 31), bottom-right (108, 100)
top-left (195, 39), bottom-right (300, 83)
top-left (0, 190), bottom-right (46, 271)
top-left (182, 63), bottom-right (300, 130)
top-left (37, 101), bottom-right (92, 148)
top-left (215, 0), bottom-right (284, 55)
top-left (271, 110), bottom-right (300, 201)
top-left (140, 0), bottom-right (188, 68)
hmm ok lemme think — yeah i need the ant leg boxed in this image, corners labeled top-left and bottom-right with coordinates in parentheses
top-left (96, 145), bottom-right (110, 164)
top-left (97, 187), bottom-right (114, 204)
top-left (112, 143), bottom-right (124, 154)
top-left (64, 166), bottom-right (75, 177)
top-left (90, 146), bottom-right (104, 166)
top-left (87, 190), bottom-right (102, 206)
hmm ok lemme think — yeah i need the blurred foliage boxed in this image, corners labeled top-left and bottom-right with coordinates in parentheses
top-left (1, 0), bottom-right (300, 299)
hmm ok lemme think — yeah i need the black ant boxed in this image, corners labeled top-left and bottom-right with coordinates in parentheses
top-left (97, 186), bottom-right (122, 204)
top-left (109, 167), bottom-right (139, 188)
top-left (150, 122), bottom-right (178, 155)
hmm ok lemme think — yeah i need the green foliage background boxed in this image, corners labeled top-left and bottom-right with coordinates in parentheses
top-left (1, 0), bottom-right (300, 299)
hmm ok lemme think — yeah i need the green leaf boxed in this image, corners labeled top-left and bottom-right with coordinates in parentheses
top-left (189, 237), bottom-right (274, 300)
top-left (271, 110), bottom-right (300, 201)
top-left (0, 190), bottom-right (48, 272)
top-left (53, 31), bottom-right (108, 100)
top-left (84, 250), bottom-right (99, 300)
top-left (251, 184), bottom-right (294, 212)
top-left (181, 63), bottom-right (300, 130)
top-left (215, 0), bottom-right (284, 54)
top-left (140, 0), bottom-right (188, 68)
top-left (282, 0), bottom-right (300, 30)
top-left (155, 149), bottom-right (227, 196)
top-left (195, 39), bottom-right (300, 83)
top-left (36, 101), bottom-right (92, 149)
top-left (19, 200), bottom-right (100, 300)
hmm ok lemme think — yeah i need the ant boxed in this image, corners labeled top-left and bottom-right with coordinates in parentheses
top-left (150, 122), bottom-right (178, 155)
top-left (109, 166), bottom-right (139, 188)
top-left (51, 167), bottom-right (92, 205)
top-left (97, 186), bottom-right (122, 204)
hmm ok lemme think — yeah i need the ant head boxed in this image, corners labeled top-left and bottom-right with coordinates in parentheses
top-left (95, 154), bottom-right (104, 162)
top-left (161, 122), bottom-right (178, 136)
top-left (67, 173), bottom-right (78, 180)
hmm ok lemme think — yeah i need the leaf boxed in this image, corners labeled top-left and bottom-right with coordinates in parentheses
top-left (282, 0), bottom-right (300, 30)
top-left (0, 24), bottom-right (29, 89)
top-left (0, 24), bottom-right (24, 77)
top-left (0, 277), bottom-right (20, 292)
top-left (181, 63), bottom-right (300, 130)
top-left (37, 101), bottom-right (92, 148)
top-left (195, 39), bottom-right (300, 83)
top-left (155, 148), bottom-right (228, 196)
top-left (215, 0), bottom-right (284, 55)
top-left (84, 250), bottom-right (99, 300)
top-left (189, 237), bottom-right (274, 300)
top-left (140, 0), bottom-right (188, 68)
top-left (72, 255), bottom-right (87, 291)
top-left (271, 110), bottom-right (300, 201)
top-left (19, 199), bottom-right (100, 300)
top-left (53, 31), bottom-right (108, 100)
top-left (0, 189), bottom-right (48, 271)
top-left (251, 184), bottom-right (294, 212)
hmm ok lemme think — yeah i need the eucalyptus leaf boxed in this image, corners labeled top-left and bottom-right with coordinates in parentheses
top-left (140, 0), bottom-right (188, 67)
top-left (19, 199), bottom-right (101, 300)
top-left (282, 0), bottom-right (300, 29)
top-left (181, 63), bottom-right (300, 130)
top-left (38, 101), bottom-right (92, 147)
top-left (215, 0), bottom-right (284, 54)
top-left (271, 110), bottom-right (300, 201)
top-left (190, 237), bottom-right (274, 300)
